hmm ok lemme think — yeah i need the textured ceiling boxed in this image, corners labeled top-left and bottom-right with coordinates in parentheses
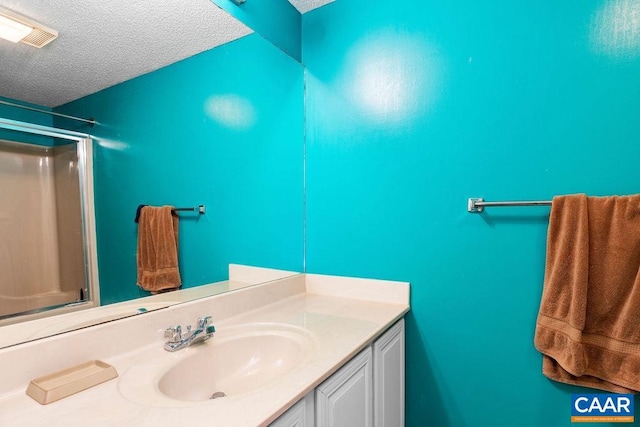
top-left (0, 0), bottom-right (335, 108)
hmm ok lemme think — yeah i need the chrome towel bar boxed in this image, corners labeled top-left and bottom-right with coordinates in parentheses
top-left (468, 198), bottom-right (552, 213)
top-left (173, 205), bottom-right (206, 214)
top-left (134, 205), bottom-right (206, 223)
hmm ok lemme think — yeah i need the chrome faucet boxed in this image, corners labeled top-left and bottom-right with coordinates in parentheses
top-left (163, 316), bottom-right (215, 352)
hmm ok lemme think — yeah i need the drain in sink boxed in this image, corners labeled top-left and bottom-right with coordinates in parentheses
top-left (210, 391), bottom-right (226, 399)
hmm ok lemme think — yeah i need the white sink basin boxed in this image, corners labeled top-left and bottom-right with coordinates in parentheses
top-left (118, 323), bottom-right (316, 406)
top-left (159, 326), bottom-right (313, 401)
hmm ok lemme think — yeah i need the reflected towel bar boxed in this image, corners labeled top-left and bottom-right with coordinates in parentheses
top-left (134, 205), bottom-right (206, 223)
top-left (468, 198), bottom-right (552, 213)
top-left (173, 205), bottom-right (206, 214)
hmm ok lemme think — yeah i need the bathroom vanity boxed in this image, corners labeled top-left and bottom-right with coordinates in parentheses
top-left (274, 318), bottom-right (405, 426)
top-left (0, 272), bottom-right (409, 427)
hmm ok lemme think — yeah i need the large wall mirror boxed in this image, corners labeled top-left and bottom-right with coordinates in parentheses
top-left (0, 0), bottom-right (306, 348)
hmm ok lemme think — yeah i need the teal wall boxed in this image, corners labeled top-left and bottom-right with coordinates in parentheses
top-left (303, 1), bottom-right (640, 426)
top-left (211, 0), bottom-right (301, 61)
top-left (56, 34), bottom-right (304, 305)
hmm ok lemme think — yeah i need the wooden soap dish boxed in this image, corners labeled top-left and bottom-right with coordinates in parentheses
top-left (26, 360), bottom-right (118, 405)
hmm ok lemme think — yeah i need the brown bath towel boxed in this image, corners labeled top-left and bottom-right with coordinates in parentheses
top-left (136, 205), bottom-right (182, 293)
top-left (534, 194), bottom-right (640, 392)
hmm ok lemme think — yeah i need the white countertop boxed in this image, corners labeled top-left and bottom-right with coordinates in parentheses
top-left (0, 273), bottom-right (409, 427)
top-left (0, 263), bottom-right (298, 348)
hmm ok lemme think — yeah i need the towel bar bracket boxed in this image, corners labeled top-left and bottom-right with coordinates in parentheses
top-left (468, 198), bottom-right (485, 213)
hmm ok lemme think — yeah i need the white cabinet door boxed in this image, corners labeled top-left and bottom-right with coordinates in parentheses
top-left (373, 319), bottom-right (405, 427)
top-left (271, 392), bottom-right (315, 427)
top-left (273, 317), bottom-right (405, 427)
top-left (316, 347), bottom-right (373, 427)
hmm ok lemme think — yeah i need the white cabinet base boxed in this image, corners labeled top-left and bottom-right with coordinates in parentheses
top-left (271, 392), bottom-right (315, 427)
top-left (374, 318), bottom-right (405, 427)
top-left (272, 318), bottom-right (405, 427)
top-left (316, 347), bottom-right (373, 427)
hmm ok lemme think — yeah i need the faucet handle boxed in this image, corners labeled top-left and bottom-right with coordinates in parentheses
top-left (197, 316), bottom-right (213, 329)
top-left (164, 325), bottom-right (182, 342)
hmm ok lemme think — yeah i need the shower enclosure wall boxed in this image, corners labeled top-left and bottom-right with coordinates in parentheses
top-left (0, 133), bottom-right (97, 324)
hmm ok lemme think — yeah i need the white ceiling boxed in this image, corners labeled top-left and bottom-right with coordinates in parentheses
top-left (0, 0), bottom-right (333, 108)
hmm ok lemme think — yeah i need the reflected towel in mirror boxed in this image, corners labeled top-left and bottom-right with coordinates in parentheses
top-left (136, 205), bottom-right (181, 294)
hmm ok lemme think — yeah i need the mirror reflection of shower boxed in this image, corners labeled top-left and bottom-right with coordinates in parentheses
top-left (0, 135), bottom-right (96, 324)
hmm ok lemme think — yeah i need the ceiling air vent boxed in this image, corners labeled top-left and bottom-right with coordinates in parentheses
top-left (21, 26), bottom-right (57, 48)
top-left (0, 7), bottom-right (58, 48)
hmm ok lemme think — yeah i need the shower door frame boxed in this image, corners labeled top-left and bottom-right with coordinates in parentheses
top-left (0, 118), bottom-right (100, 322)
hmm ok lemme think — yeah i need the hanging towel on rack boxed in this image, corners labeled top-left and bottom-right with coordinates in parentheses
top-left (136, 205), bottom-right (182, 293)
top-left (534, 193), bottom-right (640, 392)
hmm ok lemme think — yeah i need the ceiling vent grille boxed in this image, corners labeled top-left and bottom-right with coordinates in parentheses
top-left (0, 7), bottom-right (58, 48)
top-left (21, 26), bottom-right (57, 48)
